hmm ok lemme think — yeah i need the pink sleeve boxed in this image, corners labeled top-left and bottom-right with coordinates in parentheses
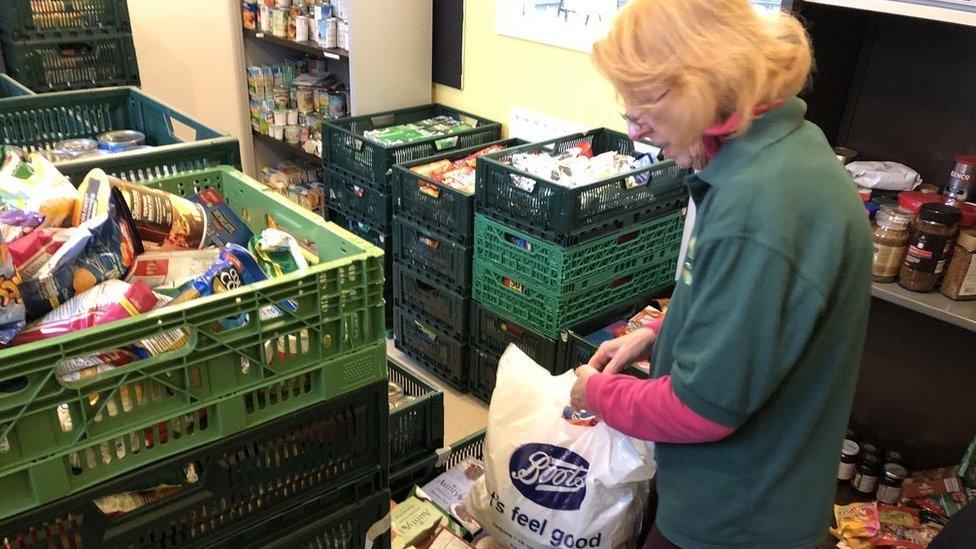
top-left (586, 373), bottom-right (737, 443)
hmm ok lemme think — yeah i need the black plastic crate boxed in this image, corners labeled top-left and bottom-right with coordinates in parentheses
top-left (394, 263), bottom-right (470, 339)
top-left (390, 430), bottom-right (485, 501)
top-left (326, 166), bottom-right (392, 232)
top-left (324, 103), bottom-right (502, 193)
top-left (475, 128), bottom-right (689, 246)
top-left (393, 138), bottom-right (526, 246)
top-left (470, 301), bottom-right (562, 373)
top-left (389, 357), bottom-right (445, 474)
top-left (220, 489), bottom-right (391, 549)
top-left (394, 215), bottom-right (472, 293)
top-left (469, 346), bottom-right (500, 404)
top-left (0, 380), bottom-right (389, 548)
top-left (0, 0), bottom-right (130, 40)
top-left (327, 207), bottom-right (393, 328)
top-left (3, 32), bottom-right (140, 92)
top-left (393, 306), bottom-right (468, 393)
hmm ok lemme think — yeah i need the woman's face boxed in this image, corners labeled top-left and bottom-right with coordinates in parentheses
top-left (622, 88), bottom-right (700, 168)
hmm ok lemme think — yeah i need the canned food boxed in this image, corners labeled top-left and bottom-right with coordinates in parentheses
top-left (55, 138), bottom-right (98, 153)
top-left (97, 130), bottom-right (146, 152)
top-left (36, 149), bottom-right (79, 162)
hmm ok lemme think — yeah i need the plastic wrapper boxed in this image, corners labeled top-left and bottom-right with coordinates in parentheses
top-left (8, 227), bottom-right (72, 279)
top-left (0, 209), bottom-right (45, 243)
top-left (125, 248), bottom-right (222, 292)
top-left (19, 215), bottom-right (129, 321)
top-left (13, 279), bottom-right (144, 344)
top-left (0, 235), bottom-right (25, 345)
top-left (191, 188), bottom-right (253, 247)
top-left (870, 504), bottom-right (940, 549)
top-left (56, 349), bottom-right (140, 383)
top-left (364, 115), bottom-right (474, 146)
top-left (0, 153), bottom-right (76, 227)
top-left (847, 161), bottom-right (922, 191)
top-left (106, 172), bottom-right (209, 250)
top-left (830, 502), bottom-right (880, 547)
top-left (249, 228), bottom-right (309, 278)
top-left (505, 147), bottom-right (646, 189)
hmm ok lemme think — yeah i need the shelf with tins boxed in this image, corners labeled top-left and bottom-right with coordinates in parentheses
top-left (871, 281), bottom-right (976, 333)
top-left (252, 129), bottom-right (321, 162)
top-left (801, 0), bottom-right (976, 28)
top-left (237, 0), bottom-right (433, 176)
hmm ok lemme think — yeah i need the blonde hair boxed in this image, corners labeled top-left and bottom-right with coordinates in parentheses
top-left (593, 0), bottom-right (813, 150)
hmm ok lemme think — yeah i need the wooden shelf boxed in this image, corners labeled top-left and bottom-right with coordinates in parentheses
top-left (871, 281), bottom-right (976, 332)
top-left (243, 28), bottom-right (349, 61)
top-left (804, 0), bottom-right (976, 27)
top-left (252, 130), bottom-right (321, 162)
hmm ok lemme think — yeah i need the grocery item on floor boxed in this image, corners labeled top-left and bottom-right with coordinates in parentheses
top-left (506, 145), bottom-right (655, 188)
top-left (191, 188), bottom-right (254, 247)
top-left (410, 144), bottom-right (505, 194)
top-left (364, 115), bottom-right (474, 146)
top-left (421, 456), bottom-right (485, 536)
top-left (0, 152), bottom-right (76, 228)
top-left (468, 345), bottom-right (655, 549)
top-left (0, 234), bottom-right (25, 345)
top-left (847, 161), bottom-right (922, 191)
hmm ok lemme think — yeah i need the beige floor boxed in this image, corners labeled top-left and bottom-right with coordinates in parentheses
top-left (387, 340), bottom-right (489, 443)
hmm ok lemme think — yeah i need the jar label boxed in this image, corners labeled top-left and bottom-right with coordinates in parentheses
top-left (959, 255), bottom-right (976, 296)
top-left (873, 243), bottom-right (907, 277)
top-left (838, 461), bottom-right (855, 481)
top-left (904, 232), bottom-right (950, 273)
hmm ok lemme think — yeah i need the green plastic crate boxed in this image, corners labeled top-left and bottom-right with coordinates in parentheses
top-left (0, 340), bottom-right (387, 521)
top-left (0, 167), bottom-right (387, 517)
top-left (0, 86), bottom-right (240, 181)
top-left (475, 128), bottom-right (689, 245)
top-left (469, 346), bottom-right (500, 404)
top-left (473, 252), bottom-right (679, 338)
top-left (324, 103), bottom-right (502, 193)
top-left (389, 358), bottom-right (444, 473)
top-left (0, 73), bottom-right (32, 97)
top-left (0, 0), bottom-right (130, 40)
top-left (393, 306), bottom-right (468, 392)
top-left (474, 210), bottom-right (685, 293)
top-left (393, 138), bottom-right (525, 246)
top-left (2, 33), bottom-right (139, 92)
top-left (394, 215), bottom-right (472, 293)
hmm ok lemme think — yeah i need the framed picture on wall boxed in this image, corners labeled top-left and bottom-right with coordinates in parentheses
top-left (495, 0), bottom-right (632, 53)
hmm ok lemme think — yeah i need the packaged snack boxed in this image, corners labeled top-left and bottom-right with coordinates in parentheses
top-left (421, 456), bottom-right (486, 536)
top-left (0, 235), bottom-right (25, 345)
top-left (870, 504), bottom-right (935, 549)
top-left (73, 168), bottom-right (114, 225)
top-left (107, 172), bottom-right (209, 250)
top-left (125, 248), bottom-right (222, 291)
top-left (248, 228), bottom-right (309, 278)
top-left (0, 209), bottom-right (45, 243)
top-left (901, 475), bottom-right (962, 499)
top-left (13, 280), bottom-right (144, 344)
top-left (6, 227), bottom-right (70, 276)
top-left (19, 215), bottom-right (128, 320)
top-left (56, 349), bottom-right (140, 383)
top-left (833, 502), bottom-right (880, 540)
top-left (190, 189), bottom-right (253, 247)
top-left (93, 485), bottom-right (186, 517)
top-left (0, 153), bottom-right (76, 227)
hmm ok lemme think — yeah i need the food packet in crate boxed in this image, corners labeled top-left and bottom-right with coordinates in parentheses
top-left (467, 345), bottom-right (655, 549)
top-left (0, 234), bottom-right (25, 345)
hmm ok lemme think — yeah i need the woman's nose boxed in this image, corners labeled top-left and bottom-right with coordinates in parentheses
top-left (627, 122), bottom-right (646, 140)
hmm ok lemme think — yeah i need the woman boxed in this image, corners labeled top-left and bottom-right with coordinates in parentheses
top-left (569, 1), bottom-right (873, 547)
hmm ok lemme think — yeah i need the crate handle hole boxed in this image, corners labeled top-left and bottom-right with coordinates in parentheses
top-left (0, 376), bottom-right (29, 396)
top-left (503, 232), bottom-right (532, 251)
top-left (617, 231), bottom-right (639, 245)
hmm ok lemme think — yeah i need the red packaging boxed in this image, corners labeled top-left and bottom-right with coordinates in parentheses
top-left (898, 191), bottom-right (945, 215)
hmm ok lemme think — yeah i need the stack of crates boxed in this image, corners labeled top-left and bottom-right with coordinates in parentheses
top-left (468, 129), bottom-right (690, 402)
top-left (389, 138), bottom-right (522, 391)
top-left (0, 0), bottom-right (139, 92)
top-left (324, 104), bottom-right (501, 331)
top-left (0, 167), bottom-right (391, 547)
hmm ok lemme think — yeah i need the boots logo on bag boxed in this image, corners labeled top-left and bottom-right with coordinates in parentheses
top-left (509, 443), bottom-right (589, 510)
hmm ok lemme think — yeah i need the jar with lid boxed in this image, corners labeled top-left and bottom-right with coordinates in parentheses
top-left (883, 449), bottom-right (904, 466)
top-left (851, 454), bottom-right (881, 494)
top-left (899, 203), bottom-right (962, 292)
top-left (838, 439), bottom-right (860, 481)
top-left (876, 463), bottom-right (908, 504)
top-left (940, 229), bottom-right (976, 301)
top-left (872, 206), bottom-right (913, 282)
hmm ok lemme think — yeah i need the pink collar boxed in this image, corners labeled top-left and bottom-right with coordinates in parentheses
top-left (701, 101), bottom-right (783, 160)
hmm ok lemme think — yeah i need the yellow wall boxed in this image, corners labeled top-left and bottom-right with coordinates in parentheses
top-left (433, 0), bottom-right (624, 134)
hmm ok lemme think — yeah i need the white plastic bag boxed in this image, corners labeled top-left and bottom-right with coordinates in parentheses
top-left (468, 345), bottom-right (655, 549)
top-left (846, 161), bottom-right (922, 191)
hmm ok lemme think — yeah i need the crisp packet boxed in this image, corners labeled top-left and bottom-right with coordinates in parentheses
top-left (834, 502), bottom-right (880, 540)
top-left (125, 248), bottom-right (221, 291)
top-left (0, 234), bottom-right (25, 345)
top-left (13, 280), bottom-right (138, 344)
top-left (871, 504), bottom-right (937, 549)
top-left (0, 209), bottom-right (45, 243)
top-left (248, 228), bottom-right (309, 278)
top-left (0, 153), bottom-right (76, 228)
top-left (19, 215), bottom-right (128, 320)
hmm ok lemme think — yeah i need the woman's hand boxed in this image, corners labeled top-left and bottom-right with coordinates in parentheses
top-left (570, 364), bottom-right (599, 411)
top-left (588, 328), bottom-right (657, 375)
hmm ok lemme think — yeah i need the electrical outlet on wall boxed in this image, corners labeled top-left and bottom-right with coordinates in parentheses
top-left (509, 106), bottom-right (587, 142)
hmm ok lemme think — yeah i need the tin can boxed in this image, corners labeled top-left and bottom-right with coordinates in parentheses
top-left (286, 108), bottom-right (299, 125)
top-left (271, 8), bottom-right (287, 37)
top-left (259, 5), bottom-right (272, 32)
top-left (98, 130), bottom-right (145, 152)
top-left (54, 138), bottom-right (98, 154)
top-left (945, 155), bottom-right (976, 204)
top-left (285, 125), bottom-right (301, 145)
top-left (295, 15), bottom-right (308, 42)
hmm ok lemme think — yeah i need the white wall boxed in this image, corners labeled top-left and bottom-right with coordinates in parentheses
top-left (128, 0), bottom-right (254, 171)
